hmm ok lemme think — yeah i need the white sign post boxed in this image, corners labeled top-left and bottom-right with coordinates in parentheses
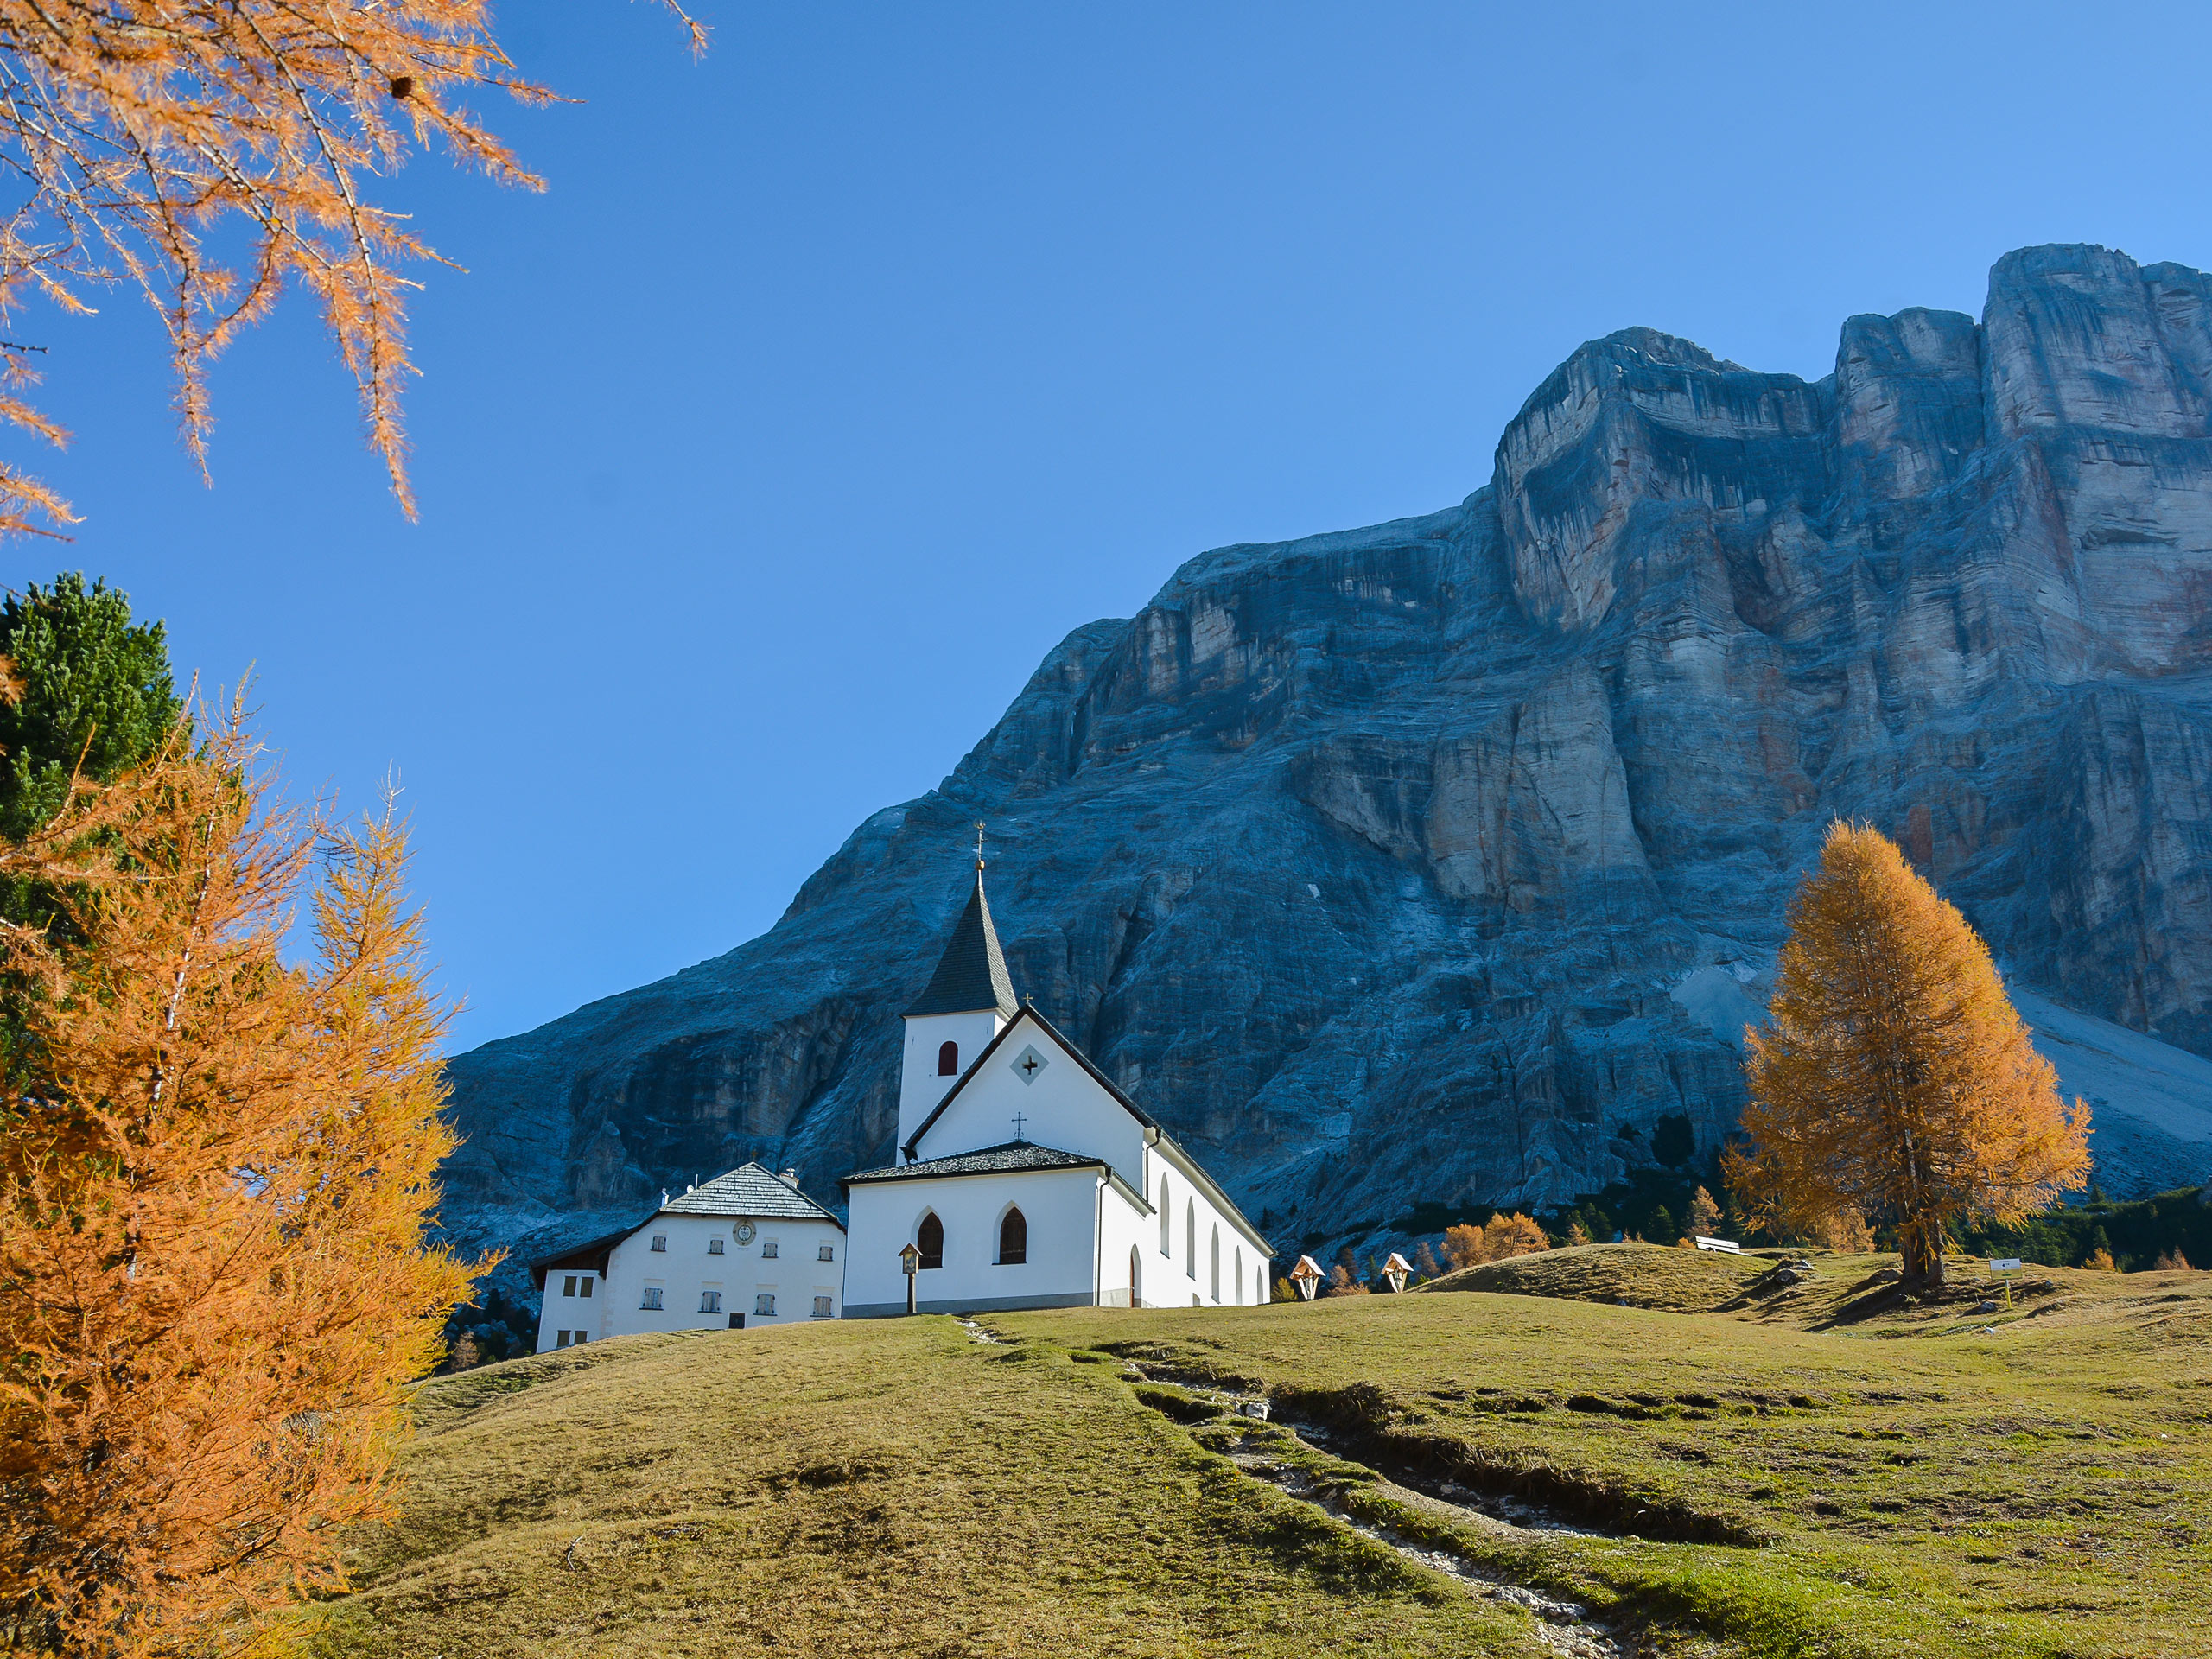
top-left (1989, 1256), bottom-right (2023, 1309)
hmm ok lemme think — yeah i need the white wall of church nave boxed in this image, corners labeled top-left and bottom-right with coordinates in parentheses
top-left (842, 1166), bottom-right (1104, 1316)
top-left (897, 1008), bottom-right (1006, 1147)
top-left (1141, 1146), bottom-right (1269, 1309)
top-left (536, 1211), bottom-right (846, 1352)
top-left (909, 1027), bottom-right (1147, 1184)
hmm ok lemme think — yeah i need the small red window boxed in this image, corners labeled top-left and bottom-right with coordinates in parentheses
top-left (938, 1040), bottom-right (959, 1076)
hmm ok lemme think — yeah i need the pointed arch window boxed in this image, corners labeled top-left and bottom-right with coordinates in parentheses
top-left (1159, 1175), bottom-right (1171, 1255)
top-left (1234, 1246), bottom-right (1244, 1306)
top-left (1129, 1244), bottom-right (1142, 1308)
top-left (1211, 1225), bottom-right (1221, 1302)
top-left (938, 1040), bottom-right (959, 1076)
top-left (916, 1211), bottom-right (944, 1270)
top-left (1185, 1201), bottom-right (1196, 1280)
top-left (998, 1206), bottom-right (1027, 1266)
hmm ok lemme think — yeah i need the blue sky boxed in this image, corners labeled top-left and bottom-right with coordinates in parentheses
top-left (20, 3), bottom-right (2212, 1049)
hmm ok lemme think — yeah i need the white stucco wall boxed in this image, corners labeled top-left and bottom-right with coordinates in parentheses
top-left (1096, 1178), bottom-right (1152, 1307)
top-left (844, 1166), bottom-right (1109, 1317)
top-left (1142, 1141), bottom-right (1271, 1308)
top-left (910, 1016), bottom-right (1148, 1186)
top-left (536, 1210), bottom-right (846, 1352)
top-left (898, 1008), bottom-right (1006, 1146)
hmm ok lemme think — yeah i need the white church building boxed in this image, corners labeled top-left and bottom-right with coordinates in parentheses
top-left (842, 858), bottom-right (1272, 1317)
top-left (531, 1162), bottom-right (846, 1351)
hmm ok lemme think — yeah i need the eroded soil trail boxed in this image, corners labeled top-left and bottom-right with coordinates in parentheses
top-left (1112, 1354), bottom-right (1630, 1659)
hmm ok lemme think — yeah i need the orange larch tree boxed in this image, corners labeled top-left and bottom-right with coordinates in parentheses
top-left (0, 0), bottom-right (703, 535)
top-left (1725, 822), bottom-right (2091, 1290)
top-left (0, 704), bottom-right (484, 1656)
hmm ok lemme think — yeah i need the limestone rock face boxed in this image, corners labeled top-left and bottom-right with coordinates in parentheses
top-left (443, 245), bottom-right (2212, 1270)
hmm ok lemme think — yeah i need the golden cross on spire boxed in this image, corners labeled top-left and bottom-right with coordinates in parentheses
top-left (974, 820), bottom-right (987, 870)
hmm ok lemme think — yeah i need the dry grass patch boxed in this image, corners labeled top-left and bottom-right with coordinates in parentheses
top-left (307, 1318), bottom-right (1544, 1658)
top-left (1419, 1243), bottom-right (1765, 1311)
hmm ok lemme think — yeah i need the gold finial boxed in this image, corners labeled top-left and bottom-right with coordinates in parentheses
top-left (974, 820), bottom-right (986, 870)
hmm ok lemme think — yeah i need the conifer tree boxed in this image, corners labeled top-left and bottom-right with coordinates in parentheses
top-left (0, 575), bottom-right (179, 842)
top-left (1726, 823), bottom-right (2091, 1290)
top-left (1481, 1212), bottom-right (1550, 1261)
top-left (0, 1), bottom-right (704, 533)
top-left (1442, 1222), bottom-right (1486, 1271)
top-left (0, 703), bottom-right (483, 1656)
top-left (1686, 1186), bottom-right (1721, 1238)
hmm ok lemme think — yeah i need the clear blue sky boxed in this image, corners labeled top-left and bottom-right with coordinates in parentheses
top-left (22, 3), bottom-right (2212, 1048)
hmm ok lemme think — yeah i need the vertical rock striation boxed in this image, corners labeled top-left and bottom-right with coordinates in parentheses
top-left (442, 245), bottom-right (2212, 1272)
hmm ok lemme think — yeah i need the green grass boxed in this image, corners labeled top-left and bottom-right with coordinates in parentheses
top-left (314, 1246), bottom-right (2212, 1658)
top-left (1023, 1246), bottom-right (2212, 1658)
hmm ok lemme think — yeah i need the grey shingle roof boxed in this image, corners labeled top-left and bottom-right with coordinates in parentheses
top-left (660, 1161), bottom-right (842, 1224)
top-left (842, 1140), bottom-right (1103, 1185)
top-left (904, 867), bottom-right (1019, 1017)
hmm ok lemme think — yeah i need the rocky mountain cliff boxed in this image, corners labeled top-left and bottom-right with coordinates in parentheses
top-left (443, 244), bottom-right (2212, 1275)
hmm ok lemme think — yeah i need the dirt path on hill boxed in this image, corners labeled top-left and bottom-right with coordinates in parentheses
top-left (1101, 1345), bottom-right (1630, 1659)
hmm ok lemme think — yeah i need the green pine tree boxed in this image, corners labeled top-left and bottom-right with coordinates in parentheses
top-left (0, 574), bottom-right (180, 842)
top-left (0, 575), bottom-right (181, 1084)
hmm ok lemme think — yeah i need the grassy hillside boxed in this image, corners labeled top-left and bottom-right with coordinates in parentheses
top-left (308, 1319), bottom-right (1534, 1657)
top-left (319, 1247), bottom-right (2210, 1657)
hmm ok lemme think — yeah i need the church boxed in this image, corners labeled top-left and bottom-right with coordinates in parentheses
top-left (842, 855), bottom-right (1272, 1318)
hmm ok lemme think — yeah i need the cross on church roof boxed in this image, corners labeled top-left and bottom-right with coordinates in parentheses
top-left (1011, 1111), bottom-right (1027, 1142)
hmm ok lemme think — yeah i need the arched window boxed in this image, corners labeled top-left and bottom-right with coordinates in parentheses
top-left (1159, 1175), bottom-right (1171, 1254)
top-left (1211, 1225), bottom-right (1221, 1302)
top-left (998, 1206), bottom-right (1027, 1265)
top-left (1234, 1246), bottom-right (1243, 1306)
top-left (1129, 1244), bottom-right (1141, 1307)
top-left (1185, 1201), bottom-right (1196, 1279)
top-left (938, 1040), bottom-right (959, 1077)
top-left (916, 1211), bottom-right (944, 1270)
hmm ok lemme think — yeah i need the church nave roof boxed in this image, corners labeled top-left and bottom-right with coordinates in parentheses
top-left (842, 1140), bottom-right (1107, 1185)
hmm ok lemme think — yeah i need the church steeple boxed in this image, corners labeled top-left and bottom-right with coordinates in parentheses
top-left (904, 850), bottom-right (1017, 1018)
top-left (896, 839), bottom-right (1019, 1147)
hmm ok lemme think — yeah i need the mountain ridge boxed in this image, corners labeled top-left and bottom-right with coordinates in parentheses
top-left (441, 242), bottom-right (2212, 1280)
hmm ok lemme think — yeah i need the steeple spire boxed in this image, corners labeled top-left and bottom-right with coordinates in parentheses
top-left (905, 842), bottom-right (1018, 1017)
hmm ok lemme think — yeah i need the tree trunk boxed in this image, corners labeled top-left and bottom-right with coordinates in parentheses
top-left (1900, 1218), bottom-right (1947, 1292)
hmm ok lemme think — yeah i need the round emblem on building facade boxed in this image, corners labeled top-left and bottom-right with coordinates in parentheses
top-left (734, 1219), bottom-right (756, 1244)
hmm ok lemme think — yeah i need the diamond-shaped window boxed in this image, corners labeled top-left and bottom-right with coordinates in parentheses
top-left (1011, 1044), bottom-right (1049, 1085)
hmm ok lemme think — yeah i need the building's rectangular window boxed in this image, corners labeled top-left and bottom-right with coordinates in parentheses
top-left (700, 1290), bottom-right (722, 1314)
top-left (556, 1330), bottom-right (572, 1348)
top-left (754, 1294), bottom-right (776, 1317)
top-left (573, 1332), bottom-right (587, 1344)
top-left (761, 1241), bottom-right (779, 1260)
top-left (811, 1295), bottom-right (833, 1319)
top-left (640, 1287), bottom-right (664, 1311)
top-left (580, 1276), bottom-right (594, 1298)
top-left (651, 1235), bottom-right (667, 1252)
top-left (708, 1237), bottom-right (725, 1255)
top-left (563, 1275), bottom-right (577, 1297)
top-left (817, 1243), bottom-right (835, 1262)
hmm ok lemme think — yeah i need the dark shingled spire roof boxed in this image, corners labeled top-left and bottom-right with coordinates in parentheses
top-left (905, 864), bottom-right (1018, 1017)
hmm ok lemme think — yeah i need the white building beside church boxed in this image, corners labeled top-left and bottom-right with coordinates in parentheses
top-left (842, 858), bottom-right (1271, 1317)
top-left (531, 1162), bottom-right (846, 1351)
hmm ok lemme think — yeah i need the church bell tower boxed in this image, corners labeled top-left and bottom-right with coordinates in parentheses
top-left (897, 842), bottom-right (1019, 1151)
